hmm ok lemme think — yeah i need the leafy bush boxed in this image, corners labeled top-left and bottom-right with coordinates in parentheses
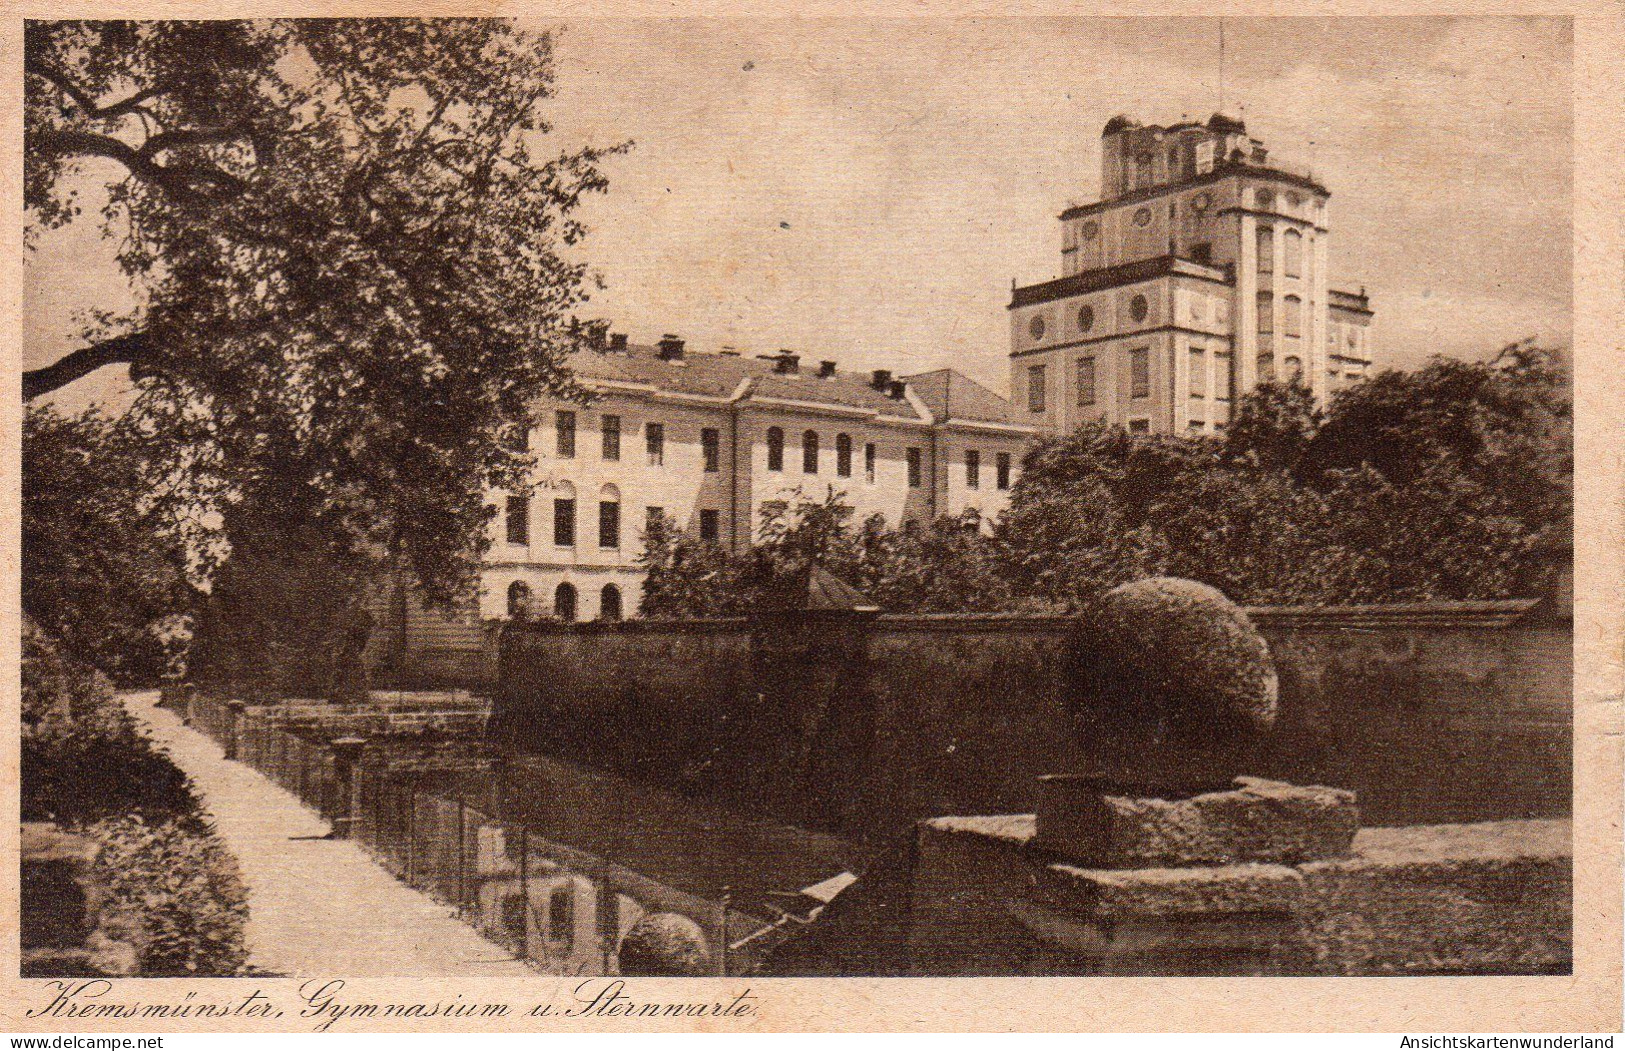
top-left (1084, 577), bottom-right (1278, 741)
top-left (22, 623), bottom-right (250, 976)
top-left (87, 814), bottom-right (250, 977)
top-left (617, 912), bottom-right (712, 976)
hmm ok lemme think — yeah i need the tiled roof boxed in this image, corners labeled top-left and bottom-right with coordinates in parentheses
top-left (567, 342), bottom-right (1018, 426)
top-left (902, 369), bottom-right (1026, 426)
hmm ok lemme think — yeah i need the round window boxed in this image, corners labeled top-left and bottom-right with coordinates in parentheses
top-left (1130, 295), bottom-right (1149, 323)
top-left (1286, 192), bottom-right (1302, 207)
top-left (1029, 315), bottom-right (1047, 340)
top-left (1191, 192), bottom-right (1212, 214)
top-left (1081, 220), bottom-right (1100, 240)
top-left (1078, 305), bottom-right (1095, 333)
top-left (1255, 189), bottom-right (1275, 208)
top-left (1133, 207), bottom-right (1153, 227)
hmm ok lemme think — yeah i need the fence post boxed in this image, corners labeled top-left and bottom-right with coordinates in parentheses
top-left (224, 700), bottom-right (247, 761)
top-left (456, 799), bottom-right (467, 913)
top-left (518, 826), bottom-right (530, 962)
top-left (329, 736), bottom-right (368, 839)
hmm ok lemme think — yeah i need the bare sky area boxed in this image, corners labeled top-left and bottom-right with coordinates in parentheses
top-left (25, 16), bottom-right (1572, 411)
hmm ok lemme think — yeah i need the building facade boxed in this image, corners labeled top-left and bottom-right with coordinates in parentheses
top-left (1008, 114), bottom-right (1375, 436)
top-left (484, 336), bottom-right (1031, 623)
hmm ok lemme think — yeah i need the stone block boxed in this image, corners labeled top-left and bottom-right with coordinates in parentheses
top-left (1036, 774), bottom-right (1360, 868)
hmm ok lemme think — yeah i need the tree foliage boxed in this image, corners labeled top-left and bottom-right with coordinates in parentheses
top-left (23, 405), bottom-right (195, 685)
top-left (26, 20), bottom-right (625, 694)
top-left (638, 345), bottom-right (1571, 617)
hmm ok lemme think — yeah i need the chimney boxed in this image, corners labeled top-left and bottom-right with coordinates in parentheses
top-left (608, 332), bottom-right (628, 352)
top-left (818, 360), bottom-right (837, 378)
top-left (773, 350), bottom-right (800, 374)
top-left (887, 380), bottom-right (907, 400)
top-left (871, 369), bottom-right (892, 390)
top-left (657, 334), bottom-right (685, 360)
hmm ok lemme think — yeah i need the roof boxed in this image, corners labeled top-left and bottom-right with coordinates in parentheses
top-left (902, 369), bottom-right (1026, 426)
top-left (1059, 160), bottom-right (1329, 221)
top-left (567, 341), bottom-right (1020, 426)
top-left (1010, 255), bottom-right (1233, 309)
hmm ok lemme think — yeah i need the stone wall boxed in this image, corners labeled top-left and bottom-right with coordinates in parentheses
top-left (494, 598), bottom-right (1571, 846)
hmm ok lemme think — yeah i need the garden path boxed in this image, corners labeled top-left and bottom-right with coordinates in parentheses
top-left (122, 691), bottom-right (534, 978)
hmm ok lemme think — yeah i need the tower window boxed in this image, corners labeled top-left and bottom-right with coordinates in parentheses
top-left (1129, 294), bottom-right (1149, 323)
top-left (1129, 347), bottom-right (1150, 400)
top-left (1284, 356), bottom-right (1304, 384)
top-left (1215, 353), bottom-right (1234, 400)
top-left (1256, 225), bottom-right (1274, 273)
top-left (1258, 354), bottom-right (1276, 383)
top-left (836, 433), bottom-right (852, 478)
top-left (1284, 229), bottom-right (1304, 278)
top-left (1128, 419), bottom-right (1151, 434)
top-left (506, 495), bottom-right (530, 546)
top-left (766, 427), bottom-right (784, 472)
top-left (1257, 292), bottom-right (1274, 335)
top-left (1028, 364), bottom-right (1047, 414)
top-left (1284, 295), bottom-right (1303, 338)
top-left (1189, 347), bottom-right (1207, 397)
top-left (701, 427), bottom-right (720, 472)
top-left (1078, 304), bottom-right (1094, 333)
top-left (601, 414), bottom-right (621, 461)
top-left (555, 410), bottom-right (576, 458)
top-left (966, 449), bottom-right (980, 490)
top-left (802, 430), bottom-right (819, 474)
top-left (1076, 356), bottom-right (1096, 407)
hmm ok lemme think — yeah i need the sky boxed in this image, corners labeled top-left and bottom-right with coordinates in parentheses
top-left (25, 16), bottom-right (1573, 409)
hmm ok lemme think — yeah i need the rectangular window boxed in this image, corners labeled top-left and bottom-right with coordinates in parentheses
top-left (1129, 419), bottom-right (1151, 434)
top-left (601, 415), bottom-right (621, 461)
top-left (555, 410), bottom-right (576, 458)
top-left (1188, 242), bottom-right (1213, 265)
top-left (1195, 141), bottom-right (1215, 174)
top-left (906, 447), bottom-right (922, 488)
top-left (1027, 365), bottom-right (1047, 414)
top-left (996, 452), bottom-right (1011, 491)
top-left (701, 427), bottom-right (720, 473)
top-left (553, 498), bottom-right (576, 547)
top-left (1189, 347), bottom-right (1207, 397)
top-left (965, 449), bottom-right (980, 490)
top-left (1256, 226), bottom-right (1274, 273)
top-left (598, 500), bottom-right (620, 549)
top-left (1076, 357), bottom-right (1096, 407)
top-left (645, 422), bottom-right (664, 466)
top-left (699, 509), bottom-right (720, 542)
top-left (1257, 292), bottom-right (1274, 335)
top-left (505, 495), bottom-right (529, 545)
top-left (1130, 347), bottom-right (1150, 399)
top-left (864, 442), bottom-right (876, 484)
top-left (1284, 296), bottom-right (1302, 338)
top-left (1215, 353), bottom-right (1234, 400)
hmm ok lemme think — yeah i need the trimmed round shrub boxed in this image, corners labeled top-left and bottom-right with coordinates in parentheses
top-left (617, 913), bottom-right (713, 976)
top-left (1085, 576), bottom-right (1278, 739)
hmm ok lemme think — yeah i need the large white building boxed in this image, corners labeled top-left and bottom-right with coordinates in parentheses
top-left (1008, 113), bottom-right (1375, 436)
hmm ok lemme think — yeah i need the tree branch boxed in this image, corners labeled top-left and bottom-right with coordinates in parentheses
top-left (26, 58), bottom-right (164, 121)
top-left (30, 127), bottom-right (246, 202)
top-left (24, 331), bottom-right (157, 401)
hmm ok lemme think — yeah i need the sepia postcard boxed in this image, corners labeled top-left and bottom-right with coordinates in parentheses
top-left (3, 5), bottom-right (1620, 1036)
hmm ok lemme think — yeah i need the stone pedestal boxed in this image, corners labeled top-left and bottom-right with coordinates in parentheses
top-left (1035, 774), bottom-right (1360, 868)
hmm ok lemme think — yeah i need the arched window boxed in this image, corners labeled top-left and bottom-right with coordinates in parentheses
top-left (554, 581), bottom-right (577, 623)
top-left (507, 581), bottom-right (532, 621)
top-left (599, 584), bottom-right (623, 622)
top-left (835, 433), bottom-right (852, 478)
top-left (766, 427), bottom-right (784, 472)
top-left (1283, 295), bottom-right (1303, 338)
top-left (802, 430), bottom-right (819, 474)
top-left (1283, 229), bottom-right (1303, 278)
top-left (1135, 151), bottom-right (1152, 188)
top-left (1256, 225), bottom-right (1274, 273)
top-left (1283, 356), bottom-right (1304, 384)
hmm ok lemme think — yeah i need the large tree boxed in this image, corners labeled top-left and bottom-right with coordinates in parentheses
top-left (26, 20), bottom-right (623, 693)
